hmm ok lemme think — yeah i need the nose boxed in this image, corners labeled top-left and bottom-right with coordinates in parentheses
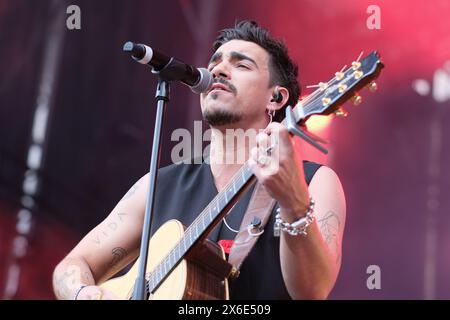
top-left (211, 61), bottom-right (231, 80)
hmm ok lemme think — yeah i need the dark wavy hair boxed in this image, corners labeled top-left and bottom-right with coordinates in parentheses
top-left (213, 20), bottom-right (300, 122)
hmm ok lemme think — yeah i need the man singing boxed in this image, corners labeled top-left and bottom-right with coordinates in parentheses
top-left (53, 20), bottom-right (346, 300)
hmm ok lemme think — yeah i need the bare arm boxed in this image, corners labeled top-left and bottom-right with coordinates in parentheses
top-left (52, 173), bottom-right (149, 299)
top-left (279, 165), bottom-right (346, 299)
top-left (248, 123), bottom-right (346, 300)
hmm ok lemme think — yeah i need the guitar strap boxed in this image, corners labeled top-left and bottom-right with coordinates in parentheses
top-left (227, 182), bottom-right (276, 278)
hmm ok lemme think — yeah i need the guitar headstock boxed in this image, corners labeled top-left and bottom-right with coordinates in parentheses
top-left (293, 51), bottom-right (384, 122)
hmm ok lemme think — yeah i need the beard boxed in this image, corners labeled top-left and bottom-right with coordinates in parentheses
top-left (202, 107), bottom-right (242, 127)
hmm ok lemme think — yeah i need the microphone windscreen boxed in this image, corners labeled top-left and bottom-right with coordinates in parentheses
top-left (191, 68), bottom-right (213, 94)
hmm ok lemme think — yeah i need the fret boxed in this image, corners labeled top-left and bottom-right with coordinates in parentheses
top-left (163, 258), bottom-right (167, 274)
top-left (216, 197), bottom-right (221, 212)
top-left (166, 257), bottom-right (170, 273)
top-left (195, 221), bottom-right (199, 238)
top-left (149, 275), bottom-right (154, 292)
top-left (164, 257), bottom-right (168, 274)
top-left (152, 269), bottom-right (157, 286)
top-left (233, 179), bottom-right (236, 193)
top-left (202, 212), bottom-right (206, 230)
top-left (220, 194), bottom-right (225, 209)
top-left (147, 273), bottom-right (153, 292)
top-left (157, 266), bottom-right (162, 284)
top-left (152, 272), bottom-right (156, 289)
top-left (157, 271), bottom-right (162, 286)
top-left (208, 206), bottom-right (212, 223)
top-left (224, 190), bottom-right (228, 202)
top-left (244, 164), bottom-right (252, 180)
top-left (241, 166), bottom-right (247, 180)
top-left (170, 249), bottom-right (175, 268)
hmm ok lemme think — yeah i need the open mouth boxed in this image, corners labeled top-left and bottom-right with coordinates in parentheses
top-left (208, 83), bottom-right (231, 95)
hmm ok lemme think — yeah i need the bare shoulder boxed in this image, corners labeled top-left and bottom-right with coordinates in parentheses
top-left (66, 172), bottom-right (150, 283)
top-left (309, 165), bottom-right (346, 206)
top-left (308, 165), bottom-right (346, 265)
top-left (117, 172), bottom-right (150, 217)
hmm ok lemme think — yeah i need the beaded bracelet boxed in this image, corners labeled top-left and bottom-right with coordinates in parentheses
top-left (274, 197), bottom-right (315, 236)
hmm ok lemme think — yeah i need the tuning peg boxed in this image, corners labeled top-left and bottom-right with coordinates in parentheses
top-left (351, 94), bottom-right (362, 106)
top-left (306, 81), bottom-right (328, 91)
top-left (354, 70), bottom-right (363, 79)
top-left (322, 97), bottom-right (331, 106)
top-left (366, 81), bottom-right (378, 92)
top-left (335, 71), bottom-right (345, 80)
top-left (334, 108), bottom-right (348, 117)
top-left (338, 83), bottom-right (348, 93)
top-left (335, 65), bottom-right (347, 81)
top-left (352, 61), bottom-right (361, 70)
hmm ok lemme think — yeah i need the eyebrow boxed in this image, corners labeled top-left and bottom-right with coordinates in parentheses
top-left (208, 51), bottom-right (258, 68)
top-left (208, 52), bottom-right (222, 65)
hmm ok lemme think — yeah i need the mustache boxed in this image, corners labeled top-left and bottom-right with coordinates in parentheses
top-left (214, 77), bottom-right (237, 95)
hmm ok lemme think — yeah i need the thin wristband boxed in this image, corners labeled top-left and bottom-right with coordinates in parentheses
top-left (73, 285), bottom-right (88, 300)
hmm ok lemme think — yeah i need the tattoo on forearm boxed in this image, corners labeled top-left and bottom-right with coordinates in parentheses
top-left (92, 212), bottom-right (128, 245)
top-left (82, 270), bottom-right (94, 284)
top-left (109, 247), bottom-right (128, 268)
top-left (53, 265), bottom-right (82, 299)
top-left (318, 211), bottom-right (341, 264)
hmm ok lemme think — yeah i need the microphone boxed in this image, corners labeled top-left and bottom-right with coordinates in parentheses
top-left (123, 41), bottom-right (213, 94)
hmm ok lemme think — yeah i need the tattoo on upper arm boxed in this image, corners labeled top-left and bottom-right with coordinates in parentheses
top-left (109, 247), bottom-right (128, 268)
top-left (92, 212), bottom-right (128, 246)
top-left (318, 211), bottom-right (341, 264)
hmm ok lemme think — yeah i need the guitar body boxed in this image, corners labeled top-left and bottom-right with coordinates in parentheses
top-left (99, 219), bottom-right (230, 300)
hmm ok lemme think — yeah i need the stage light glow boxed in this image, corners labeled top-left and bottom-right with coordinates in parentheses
top-left (305, 115), bottom-right (333, 133)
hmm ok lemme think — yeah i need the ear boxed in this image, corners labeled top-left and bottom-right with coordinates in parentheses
top-left (267, 86), bottom-right (289, 112)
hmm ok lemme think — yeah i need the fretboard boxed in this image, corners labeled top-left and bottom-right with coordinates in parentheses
top-left (146, 161), bottom-right (256, 294)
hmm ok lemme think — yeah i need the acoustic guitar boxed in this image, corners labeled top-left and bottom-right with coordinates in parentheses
top-left (100, 51), bottom-right (384, 299)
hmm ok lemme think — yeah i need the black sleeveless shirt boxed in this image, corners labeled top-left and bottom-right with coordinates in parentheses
top-left (150, 160), bottom-right (322, 300)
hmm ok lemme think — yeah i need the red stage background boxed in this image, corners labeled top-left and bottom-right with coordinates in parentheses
top-left (1, 0), bottom-right (449, 299)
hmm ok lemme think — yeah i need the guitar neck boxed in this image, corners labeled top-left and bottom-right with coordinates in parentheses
top-left (147, 162), bottom-right (256, 294)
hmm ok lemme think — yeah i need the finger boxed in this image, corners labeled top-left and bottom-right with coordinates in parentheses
top-left (255, 132), bottom-right (269, 149)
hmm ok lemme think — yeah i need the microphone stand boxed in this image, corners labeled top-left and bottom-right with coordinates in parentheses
top-left (125, 42), bottom-right (211, 299)
top-left (132, 75), bottom-right (170, 300)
